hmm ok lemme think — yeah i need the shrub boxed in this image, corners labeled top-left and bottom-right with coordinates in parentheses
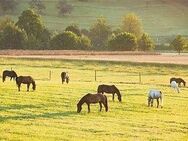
top-left (50, 31), bottom-right (79, 49)
top-left (108, 32), bottom-right (137, 51)
top-left (65, 24), bottom-right (81, 36)
top-left (78, 35), bottom-right (91, 50)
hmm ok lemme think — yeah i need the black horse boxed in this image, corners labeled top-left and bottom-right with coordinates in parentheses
top-left (16, 76), bottom-right (36, 91)
top-left (61, 72), bottom-right (69, 84)
top-left (97, 84), bottom-right (122, 102)
top-left (77, 93), bottom-right (108, 113)
top-left (170, 77), bottom-right (186, 87)
top-left (2, 70), bottom-right (17, 82)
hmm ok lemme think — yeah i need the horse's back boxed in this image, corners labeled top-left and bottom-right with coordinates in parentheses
top-left (171, 81), bottom-right (178, 88)
top-left (148, 89), bottom-right (161, 98)
top-left (16, 76), bottom-right (34, 83)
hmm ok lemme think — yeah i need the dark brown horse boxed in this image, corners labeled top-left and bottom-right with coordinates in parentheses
top-left (2, 70), bottom-right (17, 82)
top-left (77, 93), bottom-right (108, 113)
top-left (97, 84), bottom-right (122, 102)
top-left (16, 76), bottom-right (36, 91)
top-left (61, 72), bottom-right (69, 84)
top-left (170, 77), bottom-right (186, 87)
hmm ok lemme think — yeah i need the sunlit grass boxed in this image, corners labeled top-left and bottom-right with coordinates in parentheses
top-left (0, 58), bottom-right (188, 141)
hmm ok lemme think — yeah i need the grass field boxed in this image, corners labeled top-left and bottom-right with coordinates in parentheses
top-left (1, 0), bottom-right (188, 38)
top-left (0, 57), bottom-right (188, 141)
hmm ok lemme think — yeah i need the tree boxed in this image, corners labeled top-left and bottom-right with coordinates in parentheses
top-left (170, 35), bottom-right (187, 55)
top-left (65, 24), bottom-right (81, 36)
top-left (108, 32), bottom-right (137, 51)
top-left (138, 33), bottom-right (155, 51)
top-left (0, 23), bottom-right (27, 49)
top-left (29, 0), bottom-right (46, 15)
top-left (121, 13), bottom-right (143, 39)
top-left (16, 9), bottom-right (45, 38)
top-left (0, 0), bottom-right (18, 15)
top-left (57, 0), bottom-right (73, 16)
top-left (89, 17), bottom-right (111, 50)
top-left (0, 17), bottom-right (14, 31)
top-left (50, 31), bottom-right (79, 50)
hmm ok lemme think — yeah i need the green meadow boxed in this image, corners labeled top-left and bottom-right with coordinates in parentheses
top-left (0, 58), bottom-right (188, 141)
top-left (2, 0), bottom-right (188, 36)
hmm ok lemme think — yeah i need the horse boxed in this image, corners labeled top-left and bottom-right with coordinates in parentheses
top-left (16, 76), bottom-right (36, 91)
top-left (2, 70), bottom-right (17, 82)
top-left (170, 77), bottom-right (186, 87)
top-left (171, 81), bottom-right (180, 93)
top-left (77, 93), bottom-right (108, 113)
top-left (148, 89), bottom-right (163, 108)
top-left (61, 72), bottom-right (69, 84)
top-left (97, 84), bottom-right (122, 102)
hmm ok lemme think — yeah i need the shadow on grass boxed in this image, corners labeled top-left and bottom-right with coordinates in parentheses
top-left (0, 104), bottom-right (41, 111)
top-left (0, 111), bottom-right (77, 122)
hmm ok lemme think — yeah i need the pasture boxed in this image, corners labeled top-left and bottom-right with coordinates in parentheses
top-left (0, 57), bottom-right (188, 141)
top-left (2, 0), bottom-right (188, 37)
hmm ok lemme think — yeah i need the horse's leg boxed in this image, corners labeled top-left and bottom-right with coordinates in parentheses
top-left (87, 104), bottom-right (90, 113)
top-left (10, 77), bottom-right (12, 81)
top-left (151, 99), bottom-right (154, 107)
top-left (18, 84), bottom-right (21, 91)
top-left (102, 102), bottom-right (108, 112)
top-left (112, 93), bottom-right (115, 101)
top-left (27, 84), bottom-right (30, 91)
top-left (99, 102), bottom-right (102, 111)
top-left (157, 98), bottom-right (159, 108)
top-left (148, 98), bottom-right (151, 107)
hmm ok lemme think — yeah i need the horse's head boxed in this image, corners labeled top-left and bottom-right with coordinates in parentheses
top-left (183, 81), bottom-right (186, 87)
top-left (12, 71), bottom-right (18, 77)
top-left (77, 103), bottom-right (82, 113)
top-left (118, 95), bottom-right (122, 102)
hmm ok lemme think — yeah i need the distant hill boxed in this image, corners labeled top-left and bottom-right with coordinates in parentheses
top-left (0, 0), bottom-right (188, 43)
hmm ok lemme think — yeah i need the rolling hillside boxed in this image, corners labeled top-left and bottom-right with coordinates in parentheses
top-left (1, 0), bottom-right (188, 39)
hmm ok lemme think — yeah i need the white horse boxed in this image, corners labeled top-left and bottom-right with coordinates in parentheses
top-left (148, 89), bottom-right (163, 108)
top-left (170, 81), bottom-right (180, 93)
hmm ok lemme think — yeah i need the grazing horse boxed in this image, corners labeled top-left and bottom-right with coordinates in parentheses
top-left (170, 77), bottom-right (186, 87)
top-left (61, 72), bottom-right (69, 84)
top-left (77, 93), bottom-right (108, 113)
top-left (171, 81), bottom-right (180, 93)
top-left (148, 89), bottom-right (163, 108)
top-left (2, 70), bottom-right (17, 82)
top-left (16, 76), bottom-right (36, 92)
top-left (97, 84), bottom-right (122, 102)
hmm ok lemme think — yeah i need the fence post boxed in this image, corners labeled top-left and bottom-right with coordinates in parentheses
top-left (95, 70), bottom-right (97, 81)
top-left (49, 71), bottom-right (52, 81)
top-left (139, 72), bottom-right (141, 84)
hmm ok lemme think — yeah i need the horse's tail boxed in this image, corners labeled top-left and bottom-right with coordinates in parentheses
top-left (160, 91), bottom-right (164, 108)
top-left (104, 95), bottom-right (108, 112)
top-left (32, 80), bottom-right (36, 90)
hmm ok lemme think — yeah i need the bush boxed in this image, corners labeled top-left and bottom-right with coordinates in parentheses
top-left (78, 35), bottom-right (91, 50)
top-left (108, 32), bottom-right (137, 51)
top-left (50, 31), bottom-right (79, 49)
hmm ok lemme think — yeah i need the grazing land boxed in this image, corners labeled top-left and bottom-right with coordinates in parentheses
top-left (0, 57), bottom-right (188, 141)
top-left (2, 0), bottom-right (188, 37)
